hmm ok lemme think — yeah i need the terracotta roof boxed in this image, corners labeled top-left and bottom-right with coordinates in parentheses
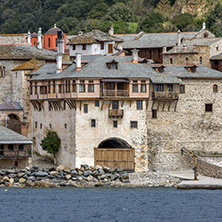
top-left (0, 45), bottom-right (57, 60)
top-left (12, 58), bottom-right (42, 71)
top-left (0, 102), bottom-right (23, 111)
top-left (45, 27), bottom-right (64, 35)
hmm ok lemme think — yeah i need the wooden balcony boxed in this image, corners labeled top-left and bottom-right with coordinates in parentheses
top-left (108, 109), bottom-right (124, 118)
top-left (153, 91), bottom-right (178, 100)
top-left (0, 148), bottom-right (32, 159)
top-left (102, 90), bottom-right (128, 97)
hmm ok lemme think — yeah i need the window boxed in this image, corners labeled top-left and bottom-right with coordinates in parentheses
top-left (213, 84), bottom-right (218, 93)
top-left (132, 80), bottom-right (138, 92)
top-left (48, 81), bottom-right (51, 93)
top-left (200, 57), bottom-right (203, 65)
top-left (216, 47), bottom-right (219, 51)
top-left (88, 80), bottom-right (94, 92)
top-left (186, 57), bottom-right (189, 65)
top-left (130, 121), bottom-right (138, 128)
top-left (56, 38), bottom-right (58, 47)
top-left (91, 119), bottom-right (96, 127)
top-left (112, 101), bottom-right (118, 110)
top-left (152, 109), bottom-right (157, 119)
top-left (82, 44), bottom-right (86, 50)
top-left (170, 58), bottom-right (173, 64)
top-left (205, 104), bottom-right (213, 112)
top-left (65, 80), bottom-right (70, 93)
top-left (95, 100), bottom-right (100, 107)
top-left (101, 42), bottom-right (104, 50)
top-left (19, 144), bottom-right (24, 151)
top-left (137, 101), bottom-right (143, 110)
top-left (72, 80), bottom-right (76, 92)
top-left (108, 44), bottom-right (113, 53)
top-left (79, 80), bottom-right (85, 92)
top-left (64, 123), bottom-right (67, 129)
top-left (84, 104), bottom-right (88, 113)
top-left (15, 161), bottom-right (18, 167)
top-left (34, 82), bottom-right (37, 94)
top-left (73, 45), bottom-right (76, 50)
top-left (107, 61), bottom-right (118, 69)
top-left (156, 84), bottom-right (164, 92)
top-left (8, 144), bottom-right (14, 151)
top-left (48, 38), bottom-right (50, 47)
top-left (141, 80), bottom-right (146, 92)
top-left (35, 122), bottom-right (37, 128)
top-left (30, 82), bottom-right (33, 94)
top-left (113, 121), bottom-right (118, 128)
top-left (59, 85), bottom-right (63, 93)
top-left (40, 124), bottom-right (42, 129)
top-left (53, 81), bottom-right (56, 93)
top-left (49, 124), bottom-right (52, 129)
top-left (179, 85), bottom-right (185, 94)
top-left (167, 84), bottom-right (173, 92)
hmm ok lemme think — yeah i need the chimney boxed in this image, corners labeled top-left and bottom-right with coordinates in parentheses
top-left (109, 27), bottom-right (114, 36)
top-left (173, 46), bottom-right (177, 52)
top-left (182, 44), bottom-right (187, 51)
top-left (56, 54), bottom-right (63, 74)
top-left (202, 22), bottom-right (206, 30)
top-left (163, 46), bottom-right (167, 53)
top-left (131, 49), bottom-right (139, 63)
top-left (27, 31), bottom-right (31, 45)
top-left (37, 27), bottom-right (42, 49)
top-left (177, 29), bottom-right (181, 47)
top-left (57, 31), bottom-right (64, 54)
top-left (76, 53), bottom-right (82, 71)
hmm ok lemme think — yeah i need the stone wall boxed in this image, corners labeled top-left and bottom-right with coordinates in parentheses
top-left (197, 158), bottom-right (222, 178)
top-left (0, 34), bottom-right (27, 45)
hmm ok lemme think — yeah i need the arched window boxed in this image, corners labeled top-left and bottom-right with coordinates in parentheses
top-left (186, 57), bottom-right (189, 65)
top-left (48, 38), bottom-right (50, 47)
top-left (170, 58), bottom-right (173, 64)
top-left (200, 57), bottom-right (202, 65)
top-left (213, 84), bottom-right (218, 93)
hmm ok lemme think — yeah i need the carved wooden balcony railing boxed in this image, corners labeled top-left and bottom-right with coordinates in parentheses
top-left (0, 148), bottom-right (32, 159)
top-left (102, 90), bottom-right (128, 97)
top-left (108, 109), bottom-right (124, 118)
top-left (153, 91), bottom-right (178, 100)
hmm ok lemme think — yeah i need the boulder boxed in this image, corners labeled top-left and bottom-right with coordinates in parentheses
top-left (9, 178), bottom-right (14, 184)
top-left (8, 174), bottom-right (17, 178)
top-left (4, 169), bottom-right (16, 174)
top-left (65, 174), bottom-right (72, 180)
top-left (103, 166), bottom-right (111, 173)
top-left (14, 177), bottom-right (19, 183)
top-left (71, 170), bottom-right (78, 176)
top-left (28, 176), bottom-right (36, 181)
top-left (83, 170), bottom-right (92, 177)
top-left (50, 171), bottom-right (59, 176)
top-left (18, 172), bottom-right (25, 178)
top-left (19, 178), bottom-right (26, 184)
top-left (35, 171), bottom-right (48, 177)
top-left (56, 165), bottom-right (65, 171)
top-left (25, 171), bottom-right (31, 176)
top-left (81, 164), bottom-right (89, 169)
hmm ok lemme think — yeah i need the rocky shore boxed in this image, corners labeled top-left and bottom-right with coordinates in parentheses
top-left (0, 165), bottom-right (181, 188)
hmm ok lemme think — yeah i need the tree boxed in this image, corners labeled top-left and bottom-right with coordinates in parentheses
top-left (56, 17), bottom-right (79, 34)
top-left (88, 3), bottom-right (109, 20)
top-left (172, 13), bottom-right (195, 31)
top-left (41, 130), bottom-right (61, 164)
top-left (156, 0), bottom-right (171, 18)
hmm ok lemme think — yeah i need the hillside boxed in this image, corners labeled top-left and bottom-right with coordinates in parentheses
top-left (0, 0), bottom-right (222, 36)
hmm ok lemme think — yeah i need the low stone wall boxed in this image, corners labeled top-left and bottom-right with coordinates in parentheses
top-left (0, 164), bottom-right (181, 188)
top-left (198, 158), bottom-right (222, 178)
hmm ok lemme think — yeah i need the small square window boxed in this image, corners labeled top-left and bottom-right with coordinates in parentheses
top-left (19, 144), bottom-right (24, 151)
top-left (136, 101), bottom-right (143, 110)
top-left (91, 119), bottom-right (96, 127)
top-left (35, 122), bottom-right (37, 128)
top-left (152, 109), bottom-right (157, 119)
top-left (84, 104), bottom-right (88, 113)
top-left (73, 45), bottom-right (76, 50)
top-left (130, 121), bottom-right (138, 128)
top-left (40, 124), bottom-right (42, 129)
top-left (64, 123), bottom-right (67, 129)
top-left (205, 104), bottom-right (213, 112)
top-left (82, 44), bottom-right (86, 50)
top-left (180, 85), bottom-right (185, 94)
top-left (95, 100), bottom-right (100, 107)
top-left (8, 144), bottom-right (14, 151)
top-left (49, 124), bottom-right (52, 129)
top-left (113, 121), bottom-right (118, 128)
top-left (15, 161), bottom-right (18, 167)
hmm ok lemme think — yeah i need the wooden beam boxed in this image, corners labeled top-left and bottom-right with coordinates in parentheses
top-left (168, 101), bottom-right (171, 112)
top-left (174, 99), bottom-right (178, 112)
top-left (101, 101), bottom-right (104, 111)
top-left (146, 99), bottom-right (149, 110)
top-left (151, 100), bottom-right (155, 110)
top-left (121, 100), bottom-right (124, 108)
top-left (162, 101), bottom-right (166, 111)
top-left (79, 101), bottom-right (82, 111)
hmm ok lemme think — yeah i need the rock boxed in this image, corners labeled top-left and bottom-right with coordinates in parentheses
top-left (47, 175), bottom-right (55, 179)
top-left (0, 171), bottom-right (6, 176)
top-left (49, 167), bottom-right (55, 171)
top-left (25, 171), bottom-right (31, 176)
top-left (84, 175), bottom-right (93, 181)
top-left (116, 168), bottom-right (123, 173)
top-left (50, 171), bottom-right (59, 176)
top-left (56, 165), bottom-right (65, 171)
top-left (105, 173), bottom-right (113, 178)
top-left (83, 170), bottom-right (92, 177)
top-left (18, 172), bottom-right (25, 178)
top-left (14, 177), bottom-right (19, 183)
top-left (8, 174), bottom-right (17, 178)
top-left (35, 171), bottom-right (48, 177)
top-left (3, 176), bottom-right (9, 182)
top-left (35, 177), bottom-right (43, 181)
top-left (119, 171), bottom-right (127, 176)
top-left (121, 179), bottom-right (130, 183)
top-left (4, 169), bottom-right (16, 174)
top-left (103, 166), bottom-right (110, 173)
top-left (110, 174), bottom-right (119, 181)
top-left (64, 167), bottom-right (70, 173)
top-left (34, 181), bottom-right (50, 188)
top-left (71, 170), bottom-right (78, 176)
top-left (51, 179), bottom-right (61, 184)
top-left (9, 178), bottom-right (14, 184)
top-left (77, 176), bottom-right (83, 181)
top-left (94, 182), bottom-right (104, 187)
top-left (65, 174), bottom-right (71, 180)
top-left (19, 178), bottom-right (26, 184)
top-left (28, 176), bottom-right (36, 181)
top-left (81, 164), bottom-right (89, 169)
top-left (120, 174), bottom-right (129, 180)
top-left (98, 168), bottom-right (105, 175)
top-left (72, 177), bottom-right (77, 181)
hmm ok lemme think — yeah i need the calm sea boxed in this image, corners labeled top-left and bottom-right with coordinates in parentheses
top-left (0, 187), bottom-right (221, 222)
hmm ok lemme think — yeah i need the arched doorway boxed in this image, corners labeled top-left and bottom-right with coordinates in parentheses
top-left (95, 138), bottom-right (134, 171)
top-left (6, 114), bottom-right (21, 134)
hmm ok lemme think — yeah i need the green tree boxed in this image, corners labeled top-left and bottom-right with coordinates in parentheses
top-left (172, 13), bottom-right (195, 31)
top-left (156, 0), bottom-right (171, 18)
top-left (41, 130), bottom-right (61, 164)
top-left (56, 17), bottom-right (79, 34)
top-left (140, 11), bottom-right (164, 33)
top-left (88, 3), bottom-right (109, 19)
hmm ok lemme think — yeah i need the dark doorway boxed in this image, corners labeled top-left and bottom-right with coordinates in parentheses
top-left (7, 114), bottom-right (21, 134)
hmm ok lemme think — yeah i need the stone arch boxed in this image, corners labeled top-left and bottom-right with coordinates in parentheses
top-left (98, 137), bottom-right (131, 148)
top-left (6, 114), bottom-right (21, 134)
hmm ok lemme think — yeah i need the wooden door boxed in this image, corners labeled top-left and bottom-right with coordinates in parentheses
top-left (94, 148), bottom-right (135, 171)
